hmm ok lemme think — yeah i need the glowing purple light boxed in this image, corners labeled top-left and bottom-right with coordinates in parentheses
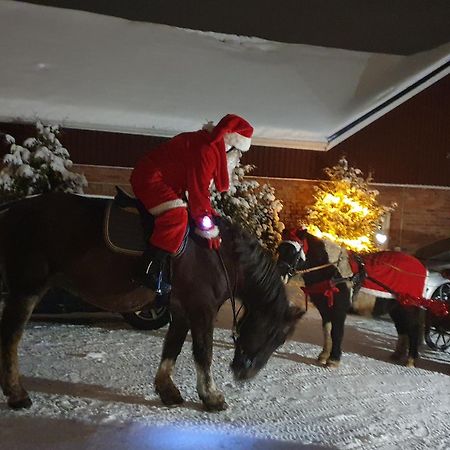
top-left (200, 215), bottom-right (213, 230)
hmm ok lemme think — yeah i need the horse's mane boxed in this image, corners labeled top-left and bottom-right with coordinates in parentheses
top-left (221, 219), bottom-right (288, 314)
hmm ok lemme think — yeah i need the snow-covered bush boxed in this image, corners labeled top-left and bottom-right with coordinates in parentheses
top-left (211, 163), bottom-right (284, 253)
top-left (0, 122), bottom-right (87, 201)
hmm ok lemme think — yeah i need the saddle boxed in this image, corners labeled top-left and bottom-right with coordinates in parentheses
top-left (103, 186), bottom-right (188, 256)
top-left (103, 188), bottom-right (152, 255)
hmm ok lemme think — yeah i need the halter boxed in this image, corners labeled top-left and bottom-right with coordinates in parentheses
top-left (282, 238), bottom-right (339, 278)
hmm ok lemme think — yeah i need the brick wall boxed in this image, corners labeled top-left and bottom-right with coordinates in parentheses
top-left (75, 164), bottom-right (450, 254)
top-left (254, 177), bottom-right (450, 254)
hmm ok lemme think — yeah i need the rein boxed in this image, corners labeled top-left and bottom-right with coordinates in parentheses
top-left (216, 248), bottom-right (241, 343)
top-left (297, 262), bottom-right (336, 274)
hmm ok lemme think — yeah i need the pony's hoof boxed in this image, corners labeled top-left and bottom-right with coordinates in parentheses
top-left (317, 354), bottom-right (329, 365)
top-left (326, 359), bottom-right (340, 368)
top-left (155, 384), bottom-right (184, 406)
top-left (8, 396), bottom-right (32, 410)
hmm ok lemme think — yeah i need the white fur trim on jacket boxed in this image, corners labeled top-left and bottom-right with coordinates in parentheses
top-left (148, 198), bottom-right (187, 216)
top-left (194, 225), bottom-right (220, 239)
top-left (224, 132), bottom-right (252, 151)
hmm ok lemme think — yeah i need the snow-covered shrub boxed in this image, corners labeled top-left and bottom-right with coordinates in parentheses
top-left (211, 163), bottom-right (284, 253)
top-left (0, 122), bottom-right (87, 201)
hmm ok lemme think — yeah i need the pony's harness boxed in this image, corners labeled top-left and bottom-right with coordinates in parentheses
top-left (286, 238), bottom-right (346, 307)
top-left (286, 239), bottom-right (449, 316)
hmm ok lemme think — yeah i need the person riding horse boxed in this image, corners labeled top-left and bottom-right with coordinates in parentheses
top-left (130, 114), bottom-right (254, 295)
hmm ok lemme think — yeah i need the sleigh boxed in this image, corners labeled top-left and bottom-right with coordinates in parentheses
top-left (349, 250), bottom-right (450, 352)
top-left (415, 238), bottom-right (450, 352)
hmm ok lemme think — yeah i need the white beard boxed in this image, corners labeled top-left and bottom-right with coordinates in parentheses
top-left (226, 149), bottom-right (241, 186)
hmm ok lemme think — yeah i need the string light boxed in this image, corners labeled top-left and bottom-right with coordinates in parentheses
top-left (304, 158), bottom-right (395, 253)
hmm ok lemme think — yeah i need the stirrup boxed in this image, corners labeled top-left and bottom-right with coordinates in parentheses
top-left (155, 270), bottom-right (171, 296)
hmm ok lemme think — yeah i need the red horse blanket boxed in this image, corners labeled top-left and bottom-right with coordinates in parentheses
top-left (349, 251), bottom-right (427, 299)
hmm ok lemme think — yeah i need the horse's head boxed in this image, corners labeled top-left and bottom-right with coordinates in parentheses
top-left (231, 300), bottom-right (304, 380)
top-left (276, 228), bottom-right (309, 282)
top-left (276, 228), bottom-right (353, 284)
top-left (228, 229), bottom-right (305, 380)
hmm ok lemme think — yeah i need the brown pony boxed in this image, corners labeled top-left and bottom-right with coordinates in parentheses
top-left (0, 192), bottom-right (303, 411)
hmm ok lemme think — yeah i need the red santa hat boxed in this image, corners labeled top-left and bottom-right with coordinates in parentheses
top-left (211, 114), bottom-right (254, 151)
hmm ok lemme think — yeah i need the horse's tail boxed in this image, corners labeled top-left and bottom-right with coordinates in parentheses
top-left (0, 204), bottom-right (8, 288)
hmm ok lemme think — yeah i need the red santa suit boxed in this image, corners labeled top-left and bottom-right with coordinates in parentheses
top-left (130, 114), bottom-right (253, 253)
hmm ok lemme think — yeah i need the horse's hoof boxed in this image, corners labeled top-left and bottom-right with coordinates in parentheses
top-left (155, 384), bottom-right (184, 406)
top-left (201, 390), bottom-right (228, 412)
top-left (8, 396), bottom-right (32, 410)
top-left (317, 354), bottom-right (329, 365)
top-left (326, 359), bottom-right (340, 368)
top-left (204, 400), bottom-right (228, 412)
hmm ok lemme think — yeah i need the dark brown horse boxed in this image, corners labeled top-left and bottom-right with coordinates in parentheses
top-left (0, 192), bottom-right (303, 410)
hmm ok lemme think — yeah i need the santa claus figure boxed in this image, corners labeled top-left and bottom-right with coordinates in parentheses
top-left (130, 113), bottom-right (254, 295)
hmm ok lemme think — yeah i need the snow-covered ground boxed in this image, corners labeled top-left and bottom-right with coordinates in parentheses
top-left (1, 310), bottom-right (449, 450)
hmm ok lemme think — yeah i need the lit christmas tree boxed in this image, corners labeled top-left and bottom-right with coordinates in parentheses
top-left (211, 163), bottom-right (284, 253)
top-left (0, 122), bottom-right (87, 201)
top-left (304, 156), bottom-right (395, 252)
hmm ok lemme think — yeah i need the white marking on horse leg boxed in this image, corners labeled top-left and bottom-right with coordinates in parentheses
top-left (195, 363), bottom-right (225, 409)
top-left (406, 357), bottom-right (416, 368)
top-left (195, 363), bottom-right (217, 398)
top-left (154, 358), bottom-right (184, 405)
top-left (318, 322), bottom-right (332, 364)
top-left (155, 358), bottom-right (175, 383)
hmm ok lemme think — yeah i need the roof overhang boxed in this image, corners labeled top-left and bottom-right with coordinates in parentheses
top-left (0, 1), bottom-right (449, 150)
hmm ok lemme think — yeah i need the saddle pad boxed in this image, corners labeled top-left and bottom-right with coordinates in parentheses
top-left (104, 201), bottom-right (147, 255)
top-left (350, 251), bottom-right (427, 299)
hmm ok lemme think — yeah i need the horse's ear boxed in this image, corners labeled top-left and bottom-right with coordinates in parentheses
top-left (295, 227), bottom-right (308, 240)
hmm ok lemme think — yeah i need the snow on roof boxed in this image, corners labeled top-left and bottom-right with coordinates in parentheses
top-left (1, 0), bottom-right (449, 150)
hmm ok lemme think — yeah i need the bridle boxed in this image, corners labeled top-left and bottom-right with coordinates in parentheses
top-left (281, 239), bottom-right (337, 281)
top-left (216, 248), bottom-right (242, 343)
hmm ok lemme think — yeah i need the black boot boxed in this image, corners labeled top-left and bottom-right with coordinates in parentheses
top-left (140, 246), bottom-right (172, 295)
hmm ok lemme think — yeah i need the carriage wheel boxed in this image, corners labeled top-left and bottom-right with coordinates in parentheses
top-left (424, 282), bottom-right (450, 352)
top-left (121, 304), bottom-right (170, 330)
